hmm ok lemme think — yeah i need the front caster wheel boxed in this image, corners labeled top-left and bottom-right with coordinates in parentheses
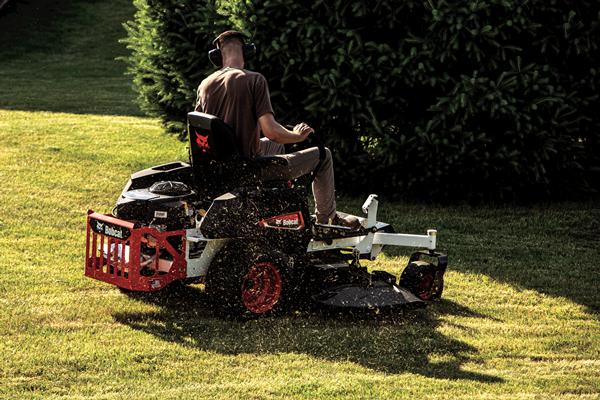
top-left (399, 260), bottom-right (444, 301)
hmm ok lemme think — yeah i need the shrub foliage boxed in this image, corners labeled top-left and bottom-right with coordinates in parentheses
top-left (122, 0), bottom-right (600, 200)
top-left (122, 0), bottom-right (231, 135)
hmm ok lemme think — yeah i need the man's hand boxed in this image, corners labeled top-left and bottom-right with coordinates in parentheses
top-left (293, 122), bottom-right (314, 141)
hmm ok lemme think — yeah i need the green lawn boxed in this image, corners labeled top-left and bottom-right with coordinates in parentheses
top-left (0, 0), bottom-right (140, 116)
top-left (0, 1), bottom-right (599, 399)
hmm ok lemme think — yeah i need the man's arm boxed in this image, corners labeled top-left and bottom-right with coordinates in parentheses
top-left (259, 113), bottom-right (314, 144)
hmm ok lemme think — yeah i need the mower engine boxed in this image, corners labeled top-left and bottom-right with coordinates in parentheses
top-left (114, 181), bottom-right (197, 231)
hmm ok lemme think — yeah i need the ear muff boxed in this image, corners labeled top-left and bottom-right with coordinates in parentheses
top-left (208, 48), bottom-right (222, 67)
top-left (208, 31), bottom-right (256, 68)
top-left (242, 43), bottom-right (256, 61)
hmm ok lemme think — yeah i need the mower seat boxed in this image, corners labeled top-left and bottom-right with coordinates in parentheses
top-left (187, 112), bottom-right (288, 199)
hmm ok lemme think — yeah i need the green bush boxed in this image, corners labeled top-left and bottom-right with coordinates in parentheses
top-left (121, 0), bottom-right (232, 135)
top-left (122, 0), bottom-right (600, 200)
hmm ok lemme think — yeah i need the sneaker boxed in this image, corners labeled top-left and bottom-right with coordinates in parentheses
top-left (331, 214), bottom-right (362, 230)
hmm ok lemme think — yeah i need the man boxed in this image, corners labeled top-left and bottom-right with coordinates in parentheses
top-left (196, 30), bottom-right (359, 229)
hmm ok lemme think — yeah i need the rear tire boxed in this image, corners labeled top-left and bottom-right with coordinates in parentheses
top-left (205, 242), bottom-right (296, 318)
top-left (399, 260), bottom-right (444, 301)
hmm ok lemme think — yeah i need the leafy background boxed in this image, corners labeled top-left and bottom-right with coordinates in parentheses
top-left (122, 0), bottom-right (600, 201)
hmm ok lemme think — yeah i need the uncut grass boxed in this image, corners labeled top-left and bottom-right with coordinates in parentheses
top-left (0, 0), bottom-right (141, 116)
top-left (1, 110), bottom-right (599, 399)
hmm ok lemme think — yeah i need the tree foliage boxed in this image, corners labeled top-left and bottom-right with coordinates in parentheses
top-left (122, 0), bottom-right (600, 200)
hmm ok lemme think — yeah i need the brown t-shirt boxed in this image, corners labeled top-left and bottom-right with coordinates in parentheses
top-left (195, 68), bottom-right (274, 159)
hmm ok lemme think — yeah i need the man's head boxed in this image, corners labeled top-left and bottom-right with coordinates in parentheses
top-left (208, 30), bottom-right (256, 68)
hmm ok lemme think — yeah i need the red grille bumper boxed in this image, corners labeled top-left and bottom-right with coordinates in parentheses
top-left (84, 211), bottom-right (187, 292)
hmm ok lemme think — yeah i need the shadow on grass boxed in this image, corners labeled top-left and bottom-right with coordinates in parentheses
top-left (378, 204), bottom-right (600, 315)
top-left (114, 285), bottom-right (502, 382)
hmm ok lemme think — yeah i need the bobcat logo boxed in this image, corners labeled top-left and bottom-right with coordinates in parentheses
top-left (95, 221), bottom-right (105, 232)
top-left (195, 132), bottom-right (210, 153)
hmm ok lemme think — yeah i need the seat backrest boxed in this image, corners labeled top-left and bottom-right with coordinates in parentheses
top-left (187, 112), bottom-right (257, 202)
top-left (187, 111), bottom-right (239, 165)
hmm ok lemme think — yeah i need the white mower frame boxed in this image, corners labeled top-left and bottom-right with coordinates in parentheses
top-left (184, 194), bottom-right (438, 279)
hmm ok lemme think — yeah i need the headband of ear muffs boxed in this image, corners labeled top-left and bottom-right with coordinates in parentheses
top-left (208, 31), bottom-right (256, 67)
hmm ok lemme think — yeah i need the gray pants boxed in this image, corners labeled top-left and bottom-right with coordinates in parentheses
top-left (258, 138), bottom-right (336, 224)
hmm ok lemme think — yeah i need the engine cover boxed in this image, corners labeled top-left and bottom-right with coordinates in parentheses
top-left (114, 181), bottom-right (196, 230)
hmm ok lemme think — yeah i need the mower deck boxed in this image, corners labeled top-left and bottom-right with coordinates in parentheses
top-left (313, 281), bottom-right (424, 309)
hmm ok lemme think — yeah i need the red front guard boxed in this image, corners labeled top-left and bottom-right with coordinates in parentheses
top-left (84, 211), bottom-right (187, 292)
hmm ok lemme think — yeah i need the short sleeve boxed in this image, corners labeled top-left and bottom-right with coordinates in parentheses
top-left (253, 74), bottom-right (274, 119)
top-left (194, 84), bottom-right (203, 112)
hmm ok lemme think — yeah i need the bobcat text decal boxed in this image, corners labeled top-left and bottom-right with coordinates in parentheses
top-left (91, 219), bottom-right (131, 240)
top-left (258, 212), bottom-right (305, 230)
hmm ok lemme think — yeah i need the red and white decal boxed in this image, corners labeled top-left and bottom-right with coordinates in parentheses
top-left (195, 131), bottom-right (210, 153)
top-left (258, 211), bottom-right (305, 231)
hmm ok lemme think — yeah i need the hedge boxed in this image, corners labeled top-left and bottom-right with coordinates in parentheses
top-left (122, 0), bottom-right (600, 201)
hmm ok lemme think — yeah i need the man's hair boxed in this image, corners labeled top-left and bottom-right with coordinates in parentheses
top-left (220, 36), bottom-right (243, 50)
top-left (214, 30), bottom-right (246, 49)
